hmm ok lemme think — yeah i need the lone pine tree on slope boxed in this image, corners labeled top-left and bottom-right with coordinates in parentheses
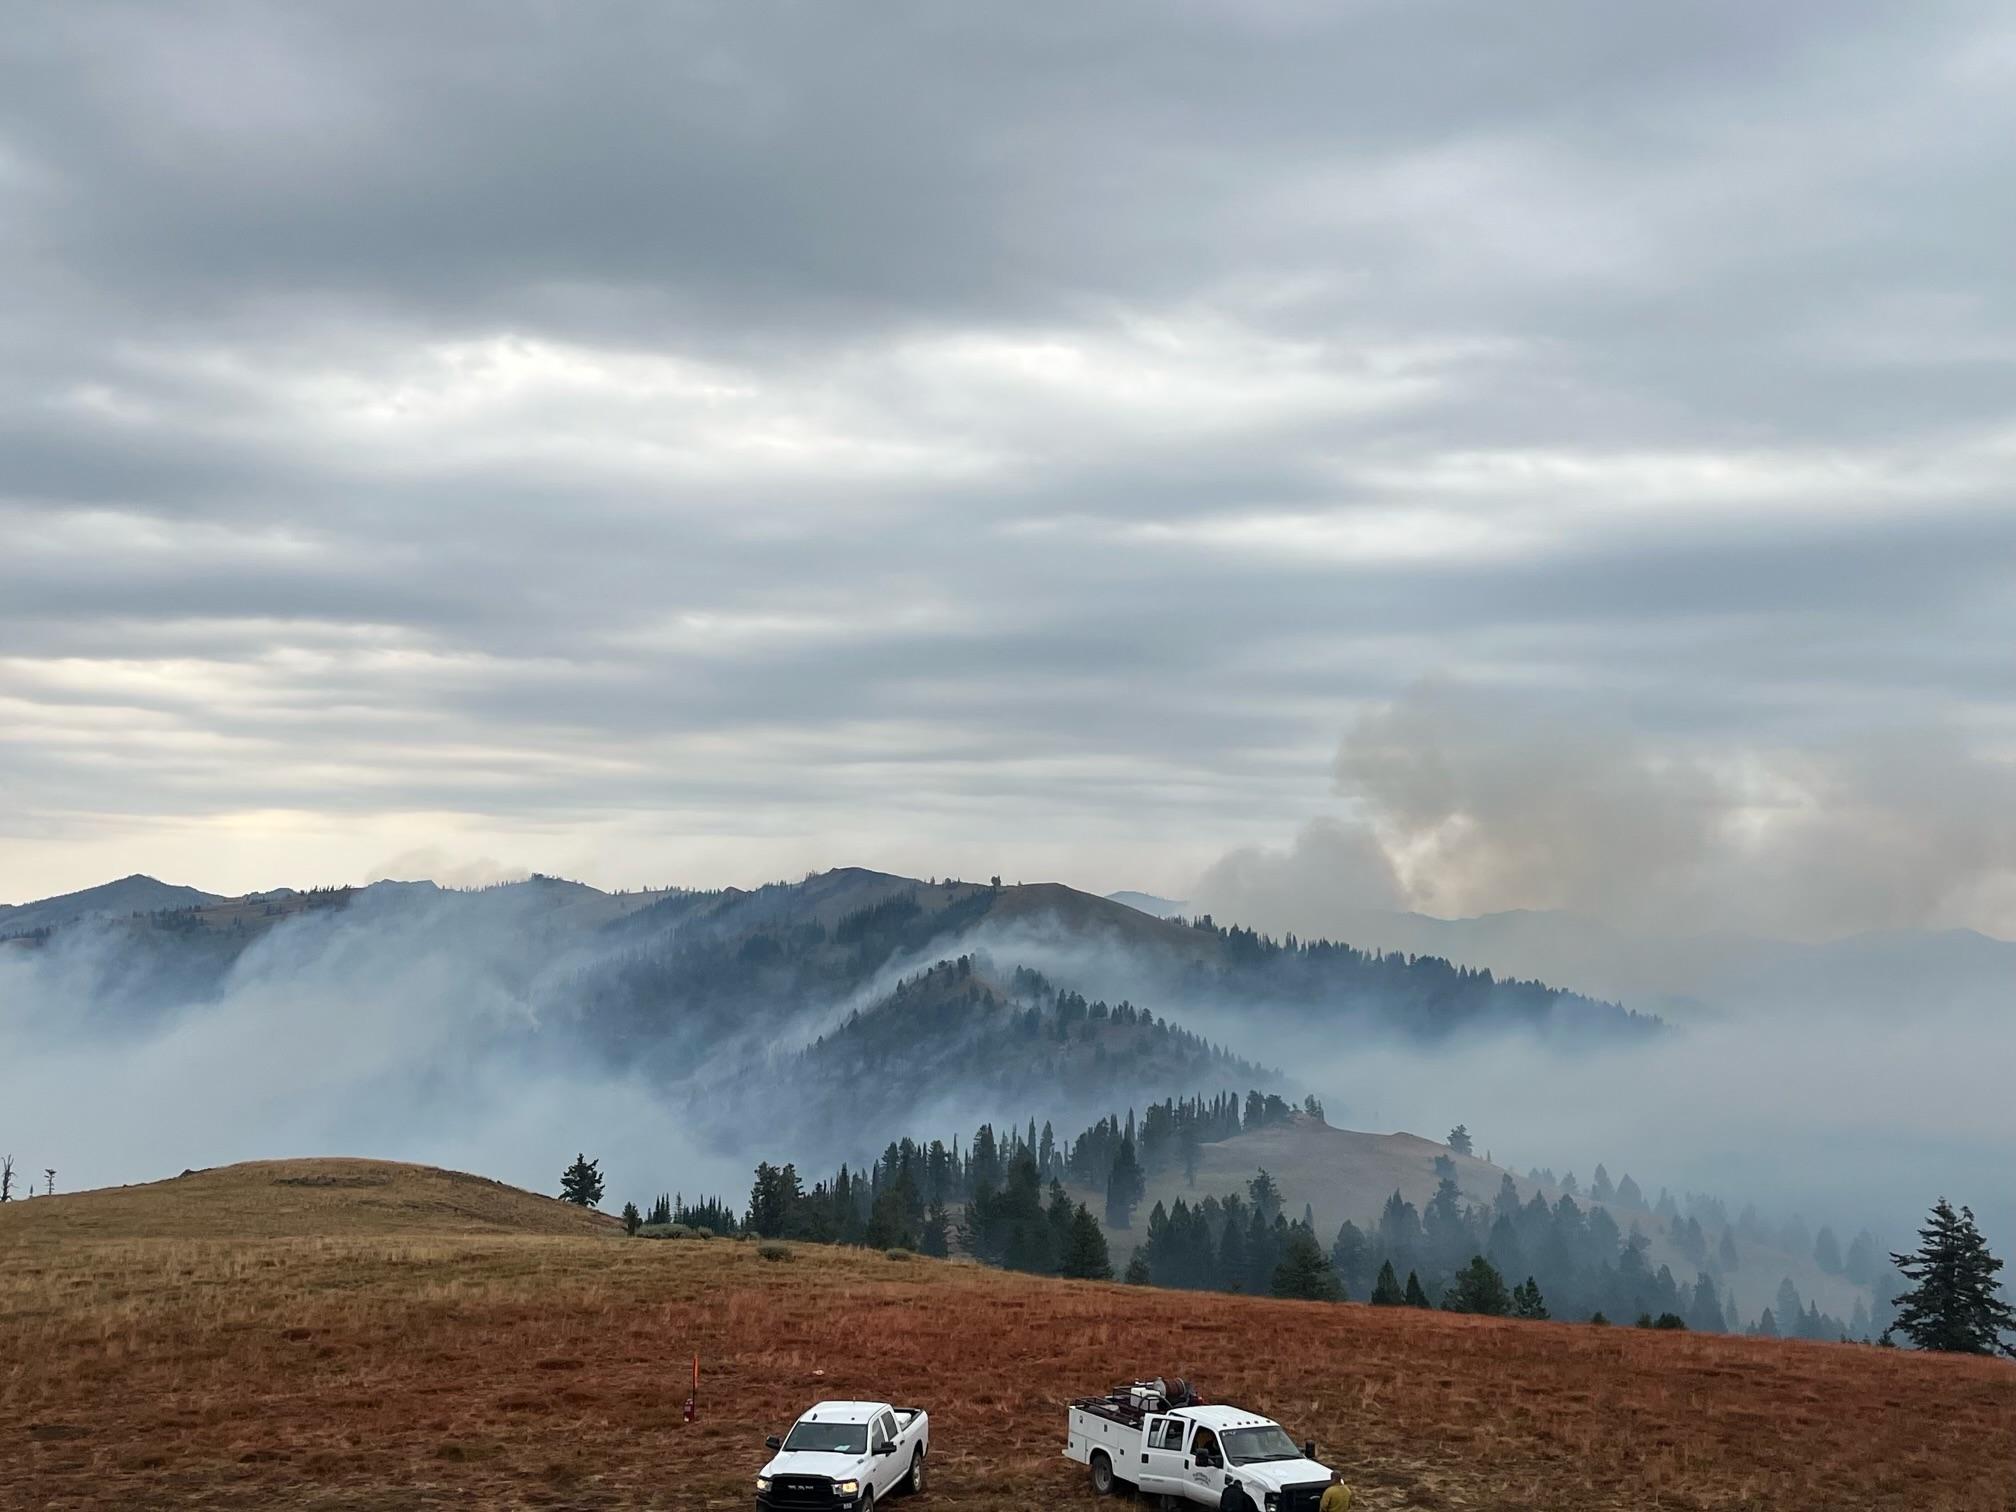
top-left (1888, 1198), bottom-right (2016, 1357)
top-left (1061, 1204), bottom-right (1113, 1281)
top-left (1270, 1226), bottom-right (1342, 1301)
top-left (560, 1153), bottom-right (605, 1209)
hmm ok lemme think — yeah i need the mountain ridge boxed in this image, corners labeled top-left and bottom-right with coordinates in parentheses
top-left (0, 874), bottom-right (223, 937)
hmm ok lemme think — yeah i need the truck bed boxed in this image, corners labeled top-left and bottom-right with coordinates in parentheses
top-left (1069, 1395), bottom-right (1149, 1430)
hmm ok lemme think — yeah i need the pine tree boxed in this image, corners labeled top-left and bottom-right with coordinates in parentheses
top-left (1888, 1198), bottom-right (2016, 1357)
top-left (747, 1161), bottom-right (803, 1236)
top-left (1423, 1177), bottom-right (1468, 1271)
top-left (559, 1154), bottom-right (604, 1208)
top-left (1442, 1255), bottom-right (1511, 1315)
top-left (621, 1201), bottom-right (641, 1236)
top-left (1512, 1277), bottom-right (1550, 1320)
top-left (1330, 1220), bottom-right (1369, 1297)
top-left (1814, 1226), bottom-right (1843, 1275)
top-left (1247, 1167), bottom-right (1283, 1224)
top-left (1105, 1137), bottom-right (1146, 1228)
top-left (866, 1179), bottom-right (916, 1251)
top-left (1718, 1228), bottom-right (1739, 1271)
top-left (1062, 1204), bottom-right (1114, 1280)
top-left (1775, 1277), bottom-right (1803, 1329)
top-left (920, 1201), bottom-right (951, 1257)
top-left (1845, 1229), bottom-right (1880, 1286)
top-left (1688, 1271), bottom-right (1727, 1332)
top-left (1124, 1251), bottom-right (1151, 1285)
top-left (1271, 1227), bottom-right (1342, 1301)
top-left (1446, 1124), bottom-right (1473, 1156)
top-left (1404, 1270), bottom-right (1431, 1308)
top-left (1370, 1260), bottom-right (1405, 1306)
top-left (1218, 1215), bottom-right (1248, 1293)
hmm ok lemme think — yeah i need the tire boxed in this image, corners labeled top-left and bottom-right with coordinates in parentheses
top-left (905, 1449), bottom-right (926, 1495)
top-left (1090, 1451), bottom-right (1117, 1496)
top-left (859, 1492), bottom-right (874, 1512)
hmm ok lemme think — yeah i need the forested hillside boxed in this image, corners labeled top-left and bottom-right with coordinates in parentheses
top-left (6, 867), bottom-right (1656, 1129)
top-left (704, 1096), bottom-right (1894, 1342)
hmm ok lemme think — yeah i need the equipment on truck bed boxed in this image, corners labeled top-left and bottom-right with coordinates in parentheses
top-left (1082, 1376), bottom-right (1206, 1422)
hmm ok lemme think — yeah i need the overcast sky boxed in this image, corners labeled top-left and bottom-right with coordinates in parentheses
top-left (5, 2), bottom-right (2015, 935)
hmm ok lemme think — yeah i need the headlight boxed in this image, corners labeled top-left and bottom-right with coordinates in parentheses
top-left (835, 1480), bottom-right (859, 1495)
top-left (754, 1475), bottom-right (771, 1491)
top-left (1263, 1495), bottom-right (1279, 1511)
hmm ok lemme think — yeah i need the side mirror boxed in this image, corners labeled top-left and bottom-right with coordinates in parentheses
top-left (876, 1441), bottom-right (896, 1455)
top-left (1303, 1440), bottom-right (1316, 1460)
top-left (765, 1435), bottom-right (782, 1450)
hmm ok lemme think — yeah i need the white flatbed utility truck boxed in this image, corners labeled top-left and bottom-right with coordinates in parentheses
top-left (755, 1399), bottom-right (928, 1510)
top-left (1066, 1380), bottom-right (1332, 1510)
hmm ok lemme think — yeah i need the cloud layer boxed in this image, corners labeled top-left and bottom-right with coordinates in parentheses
top-left (5, 3), bottom-right (2015, 915)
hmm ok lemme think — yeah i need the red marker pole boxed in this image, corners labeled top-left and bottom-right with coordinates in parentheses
top-left (683, 1353), bottom-right (698, 1422)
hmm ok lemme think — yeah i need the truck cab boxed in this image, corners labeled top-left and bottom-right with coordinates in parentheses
top-left (756, 1399), bottom-right (928, 1510)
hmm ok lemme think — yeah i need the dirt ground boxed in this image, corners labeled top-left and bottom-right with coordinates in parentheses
top-left (5, 1167), bottom-right (2015, 1510)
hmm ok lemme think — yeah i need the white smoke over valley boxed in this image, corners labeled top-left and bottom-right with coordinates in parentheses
top-left (0, 887), bottom-right (751, 1209)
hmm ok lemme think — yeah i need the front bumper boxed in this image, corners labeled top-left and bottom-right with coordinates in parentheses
top-left (755, 1486), bottom-right (866, 1510)
top-left (1270, 1481), bottom-right (1329, 1512)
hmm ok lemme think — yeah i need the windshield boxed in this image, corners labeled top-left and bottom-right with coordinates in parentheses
top-left (783, 1421), bottom-right (867, 1455)
top-left (1223, 1425), bottom-right (1301, 1465)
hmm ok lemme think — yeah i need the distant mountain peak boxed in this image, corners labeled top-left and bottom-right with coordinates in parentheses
top-left (1106, 890), bottom-right (1188, 919)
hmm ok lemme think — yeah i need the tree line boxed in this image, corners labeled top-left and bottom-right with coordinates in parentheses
top-left (578, 1094), bottom-right (2015, 1359)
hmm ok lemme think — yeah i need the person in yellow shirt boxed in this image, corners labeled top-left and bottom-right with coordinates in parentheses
top-left (1319, 1467), bottom-right (1354, 1511)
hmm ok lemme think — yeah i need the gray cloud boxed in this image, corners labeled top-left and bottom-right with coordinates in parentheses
top-left (4, 2), bottom-right (2016, 908)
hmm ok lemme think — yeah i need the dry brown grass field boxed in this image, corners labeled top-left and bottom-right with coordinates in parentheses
top-left (5, 1161), bottom-right (2014, 1511)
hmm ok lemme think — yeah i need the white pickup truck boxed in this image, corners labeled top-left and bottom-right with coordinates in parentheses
top-left (756, 1399), bottom-right (928, 1510)
top-left (1066, 1381), bottom-right (1331, 1510)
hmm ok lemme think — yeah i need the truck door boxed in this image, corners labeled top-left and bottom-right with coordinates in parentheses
top-left (1184, 1425), bottom-right (1229, 1504)
top-left (1138, 1414), bottom-right (1189, 1495)
top-left (871, 1410), bottom-right (900, 1494)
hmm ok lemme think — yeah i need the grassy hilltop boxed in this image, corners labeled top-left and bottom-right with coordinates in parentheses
top-left (4, 1159), bottom-right (2013, 1510)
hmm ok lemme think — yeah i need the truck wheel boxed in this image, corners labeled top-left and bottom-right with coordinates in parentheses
top-left (1089, 1451), bottom-right (1117, 1496)
top-left (859, 1492), bottom-right (874, 1512)
top-left (905, 1449), bottom-right (925, 1494)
